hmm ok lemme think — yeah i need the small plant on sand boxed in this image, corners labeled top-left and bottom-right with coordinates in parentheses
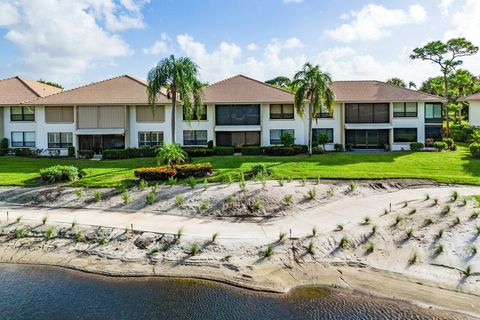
top-left (307, 240), bottom-right (315, 255)
top-left (383, 209), bottom-right (389, 216)
top-left (139, 179), bottom-right (148, 190)
top-left (224, 255), bottom-right (232, 262)
top-left (441, 205), bottom-right (450, 215)
top-left (470, 211), bottom-right (479, 219)
top-left (176, 227), bottom-right (183, 241)
top-left (94, 191), bottom-right (102, 202)
top-left (167, 177), bottom-right (177, 186)
top-left (425, 194), bottom-right (430, 201)
top-left (225, 174), bottom-right (233, 185)
top-left (264, 244), bottom-right (274, 257)
top-left (326, 186), bottom-right (336, 197)
top-left (339, 236), bottom-right (349, 249)
top-left (15, 216), bottom-right (22, 224)
top-left (369, 224), bottom-right (378, 236)
top-left (42, 216), bottom-right (48, 225)
top-left (44, 228), bottom-right (54, 240)
top-left (73, 188), bottom-right (84, 198)
top-left (451, 190), bottom-right (459, 202)
top-left (405, 228), bottom-right (414, 239)
top-left (15, 227), bottom-right (26, 238)
top-left (278, 179), bottom-right (284, 187)
top-left (409, 251), bottom-right (418, 265)
top-left (146, 191), bottom-right (155, 206)
top-left (306, 187), bottom-right (317, 200)
top-left (300, 178), bottom-right (307, 187)
top-left (211, 232), bottom-right (219, 243)
top-left (278, 231), bottom-right (286, 243)
top-left (424, 217), bottom-right (433, 226)
top-left (71, 220), bottom-right (77, 229)
top-left (436, 229), bottom-right (444, 239)
top-left (348, 180), bottom-right (357, 193)
top-left (408, 208), bottom-right (416, 215)
top-left (468, 245), bottom-right (477, 255)
top-left (98, 236), bottom-right (108, 245)
top-left (335, 224), bottom-right (344, 232)
top-left (121, 190), bottom-right (130, 204)
top-left (365, 242), bottom-right (374, 253)
top-left (434, 244), bottom-right (444, 255)
top-left (226, 195), bottom-right (235, 206)
top-left (433, 198), bottom-right (439, 206)
top-left (239, 173), bottom-right (246, 192)
top-left (475, 225), bottom-right (480, 236)
top-left (464, 265), bottom-right (473, 277)
top-left (175, 195), bottom-right (185, 206)
top-left (315, 176), bottom-right (321, 185)
top-left (75, 231), bottom-right (85, 242)
top-left (259, 176), bottom-right (267, 189)
top-left (187, 176), bottom-right (197, 189)
top-left (199, 199), bottom-right (209, 210)
top-left (252, 197), bottom-right (261, 211)
top-left (362, 216), bottom-right (371, 225)
top-left (452, 216), bottom-right (461, 226)
top-left (283, 194), bottom-right (293, 205)
top-left (151, 184), bottom-right (158, 193)
top-left (203, 178), bottom-right (209, 190)
top-left (459, 198), bottom-right (467, 207)
top-left (402, 201), bottom-right (408, 208)
top-left (190, 243), bottom-right (199, 256)
top-left (312, 226), bottom-right (318, 237)
top-left (149, 246), bottom-right (160, 255)
top-left (394, 215), bottom-right (403, 226)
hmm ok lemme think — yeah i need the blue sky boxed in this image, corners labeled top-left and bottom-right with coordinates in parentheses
top-left (0, 0), bottom-right (479, 88)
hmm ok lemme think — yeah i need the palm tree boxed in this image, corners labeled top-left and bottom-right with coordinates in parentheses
top-left (147, 55), bottom-right (204, 144)
top-left (292, 63), bottom-right (335, 156)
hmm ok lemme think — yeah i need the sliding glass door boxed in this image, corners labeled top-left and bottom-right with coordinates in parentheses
top-left (345, 130), bottom-right (389, 149)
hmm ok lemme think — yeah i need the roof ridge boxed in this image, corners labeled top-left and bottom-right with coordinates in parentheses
top-left (376, 80), bottom-right (445, 101)
top-left (15, 76), bottom-right (42, 98)
top-left (207, 74), bottom-right (294, 96)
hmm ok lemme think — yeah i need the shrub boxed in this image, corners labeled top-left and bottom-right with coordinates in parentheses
top-left (213, 146), bottom-right (234, 155)
top-left (280, 131), bottom-right (294, 147)
top-left (334, 144), bottom-right (344, 152)
top-left (307, 187), bottom-right (317, 200)
top-left (316, 133), bottom-right (330, 150)
top-left (409, 142), bottom-right (424, 151)
top-left (15, 228), bottom-right (26, 238)
top-left (469, 143), bottom-right (480, 159)
top-left (156, 144), bottom-right (186, 166)
top-left (451, 123), bottom-right (476, 142)
top-left (44, 228), bottom-right (54, 240)
top-left (14, 148), bottom-right (33, 157)
top-left (182, 147), bottom-right (214, 157)
top-left (186, 176), bottom-right (197, 189)
top-left (265, 244), bottom-right (274, 257)
top-left (241, 146), bottom-right (263, 155)
top-left (122, 191), bottom-right (129, 204)
top-left (339, 236), bottom-right (349, 249)
top-left (433, 141), bottom-right (447, 151)
top-left (78, 150), bottom-right (94, 159)
top-left (312, 146), bottom-right (324, 154)
top-left (175, 163), bottom-right (213, 178)
top-left (146, 191), bottom-right (155, 205)
top-left (40, 165), bottom-right (81, 183)
top-left (262, 145), bottom-right (307, 156)
top-left (67, 146), bottom-right (75, 157)
top-left (443, 138), bottom-right (456, 151)
top-left (251, 163), bottom-right (267, 176)
top-left (0, 137), bottom-right (8, 155)
top-left (94, 191), bottom-right (102, 202)
top-left (283, 194), bottom-right (293, 205)
top-left (175, 195), bottom-right (185, 206)
top-left (190, 243), bottom-right (200, 256)
top-left (207, 140), bottom-right (214, 149)
top-left (103, 147), bottom-right (157, 160)
top-left (134, 167), bottom-right (177, 181)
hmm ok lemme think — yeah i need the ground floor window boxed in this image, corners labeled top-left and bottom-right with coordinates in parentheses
top-left (78, 135), bottom-right (124, 153)
top-left (345, 130), bottom-right (389, 149)
top-left (393, 128), bottom-right (417, 143)
top-left (11, 131), bottom-right (35, 147)
top-left (183, 130), bottom-right (207, 146)
top-left (216, 131), bottom-right (260, 148)
top-left (48, 132), bottom-right (73, 148)
top-left (425, 126), bottom-right (442, 143)
top-left (139, 131), bottom-right (163, 147)
top-left (312, 128), bottom-right (334, 143)
top-left (270, 129), bottom-right (294, 145)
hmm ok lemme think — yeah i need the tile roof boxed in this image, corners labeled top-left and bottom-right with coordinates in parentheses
top-left (459, 93), bottom-right (480, 101)
top-left (28, 75), bottom-right (171, 105)
top-left (0, 76), bottom-right (62, 105)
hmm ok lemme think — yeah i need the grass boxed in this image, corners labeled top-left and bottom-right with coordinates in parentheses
top-left (283, 194), bottom-right (293, 205)
top-left (175, 195), bottom-right (185, 206)
top-left (146, 191), bottom-right (155, 205)
top-left (98, 236), bottom-right (108, 245)
top-left (365, 242), bottom-right (374, 253)
top-left (306, 187), bottom-right (317, 200)
top-left (307, 240), bottom-right (315, 255)
top-left (211, 232), bottom-right (219, 243)
top-left (2, 146), bottom-right (480, 187)
top-left (15, 227), bottom-right (26, 238)
top-left (189, 243), bottom-right (199, 256)
top-left (44, 228), bottom-right (54, 240)
top-left (265, 244), bottom-right (274, 257)
top-left (339, 236), bottom-right (349, 249)
top-left (409, 251), bottom-right (418, 265)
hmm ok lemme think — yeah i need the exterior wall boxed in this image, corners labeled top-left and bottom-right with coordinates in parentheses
top-left (390, 102), bottom-right (426, 151)
top-left (311, 103), bottom-right (342, 151)
top-left (0, 107), bottom-right (3, 139)
top-left (77, 106), bottom-right (125, 129)
top-left (176, 104), bottom-right (214, 146)
top-left (261, 103), bottom-right (306, 146)
top-left (469, 100), bottom-right (480, 127)
top-left (129, 105), bottom-right (173, 147)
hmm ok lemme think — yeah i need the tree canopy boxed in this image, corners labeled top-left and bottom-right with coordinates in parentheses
top-left (38, 79), bottom-right (63, 89)
top-left (386, 78), bottom-right (407, 88)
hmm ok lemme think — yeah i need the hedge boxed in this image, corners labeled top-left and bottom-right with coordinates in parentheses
top-left (134, 163), bottom-right (213, 181)
top-left (241, 146), bottom-right (263, 155)
top-left (409, 142), bottom-right (424, 152)
top-left (78, 150), bottom-right (94, 159)
top-left (433, 141), bottom-right (447, 151)
top-left (214, 146), bottom-right (234, 155)
top-left (0, 138), bottom-right (8, 156)
top-left (40, 165), bottom-right (83, 183)
top-left (470, 143), bottom-right (480, 159)
top-left (262, 145), bottom-right (307, 156)
top-left (103, 147), bottom-right (157, 160)
top-left (14, 148), bottom-right (34, 157)
top-left (182, 147), bottom-right (214, 157)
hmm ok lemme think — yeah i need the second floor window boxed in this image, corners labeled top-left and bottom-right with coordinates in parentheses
top-left (11, 131), bottom-right (35, 147)
top-left (139, 132), bottom-right (163, 147)
top-left (215, 105), bottom-right (260, 125)
top-left (425, 103), bottom-right (442, 123)
top-left (314, 105), bottom-right (333, 118)
top-left (270, 104), bottom-right (294, 119)
top-left (393, 102), bottom-right (417, 117)
top-left (48, 132), bottom-right (73, 148)
top-left (11, 106), bottom-right (35, 121)
top-left (183, 130), bottom-right (207, 146)
top-left (345, 103), bottom-right (389, 123)
top-left (183, 105), bottom-right (207, 121)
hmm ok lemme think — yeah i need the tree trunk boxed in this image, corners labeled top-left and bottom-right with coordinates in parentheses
top-left (308, 100), bottom-right (313, 156)
top-left (171, 90), bottom-right (177, 144)
top-left (443, 72), bottom-right (450, 137)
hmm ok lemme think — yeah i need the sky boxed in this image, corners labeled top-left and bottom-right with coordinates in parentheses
top-left (0, 0), bottom-right (479, 89)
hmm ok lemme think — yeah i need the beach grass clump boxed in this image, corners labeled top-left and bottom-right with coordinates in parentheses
top-left (425, 194), bottom-right (430, 201)
top-left (239, 174), bottom-right (246, 192)
top-left (464, 265), bottom-right (473, 277)
top-left (278, 179), bottom-right (284, 187)
top-left (42, 216), bottom-right (48, 225)
top-left (470, 211), bottom-right (479, 219)
top-left (468, 245), bottom-right (477, 255)
top-left (175, 195), bottom-right (185, 206)
top-left (423, 216), bottom-right (434, 226)
top-left (74, 188), bottom-right (84, 198)
top-left (14, 227), bottom-right (26, 239)
top-left (441, 205), bottom-right (450, 215)
top-left (335, 224), bottom-right (344, 232)
top-left (362, 216), bottom-right (371, 225)
top-left (283, 194), bottom-right (293, 205)
top-left (348, 180), bottom-right (357, 193)
top-left (402, 201), bottom-right (408, 208)
top-left (226, 195), bottom-right (235, 206)
top-left (151, 184), bottom-right (158, 193)
top-left (94, 191), bottom-right (102, 202)
top-left (199, 199), bottom-right (209, 210)
top-left (187, 176), bottom-right (197, 189)
top-left (189, 243), bottom-right (199, 256)
top-left (405, 228), bottom-right (414, 240)
top-left (433, 198), bottom-right (439, 206)
top-left (408, 208), bottom-right (416, 215)
top-left (312, 226), bottom-right (317, 237)
top-left (278, 231), bottom-right (286, 243)
top-left (409, 251), bottom-right (418, 265)
top-left (434, 244), bottom-right (444, 255)
top-left (265, 244), bottom-right (274, 257)
top-left (365, 242), bottom-right (374, 254)
top-left (167, 177), bottom-right (177, 186)
top-left (71, 220), bottom-right (77, 229)
top-left (475, 225), bottom-right (480, 236)
top-left (307, 240), bottom-right (315, 255)
top-left (146, 191), bottom-right (156, 206)
top-left (225, 174), bottom-right (233, 185)
top-left (326, 186), bottom-right (336, 197)
top-left (452, 216), bottom-right (461, 226)
top-left (98, 236), bottom-right (108, 245)
top-left (459, 198), bottom-right (467, 207)
top-left (300, 178), bottom-right (307, 187)
top-left (15, 216), bottom-right (22, 224)
top-left (121, 190), bottom-right (129, 204)
top-left (203, 178), bottom-right (209, 190)
top-left (339, 236), bottom-right (349, 249)
top-left (306, 187), bottom-right (317, 200)
top-left (394, 215), bottom-right (404, 226)
top-left (149, 246), bottom-right (160, 255)
top-left (451, 190), bottom-right (459, 202)
top-left (315, 176), bottom-right (321, 185)
top-left (371, 224), bottom-right (377, 236)
top-left (139, 179), bottom-right (148, 190)
top-left (383, 209), bottom-right (389, 216)
top-left (251, 197), bottom-right (261, 211)
top-left (436, 229), bottom-right (444, 239)
top-left (44, 228), bottom-right (54, 240)
top-left (176, 227), bottom-right (184, 241)
top-left (75, 231), bottom-right (85, 242)
top-left (211, 232), bottom-right (219, 243)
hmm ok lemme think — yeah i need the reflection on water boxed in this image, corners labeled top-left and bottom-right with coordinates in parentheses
top-left (0, 264), bottom-right (467, 320)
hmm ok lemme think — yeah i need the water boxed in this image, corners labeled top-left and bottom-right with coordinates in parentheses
top-left (0, 264), bottom-right (466, 320)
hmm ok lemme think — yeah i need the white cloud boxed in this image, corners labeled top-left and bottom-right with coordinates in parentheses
top-left (283, 0), bottom-right (302, 3)
top-left (0, 0), bottom-right (149, 84)
top-left (326, 4), bottom-right (427, 42)
top-left (0, 1), bottom-right (20, 26)
top-left (439, 0), bottom-right (456, 15)
top-left (143, 40), bottom-right (169, 55)
top-left (246, 43), bottom-right (258, 51)
top-left (284, 37), bottom-right (304, 49)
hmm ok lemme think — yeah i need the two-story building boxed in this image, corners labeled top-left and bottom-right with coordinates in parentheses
top-left (0, 74), bottom-right (445, 154)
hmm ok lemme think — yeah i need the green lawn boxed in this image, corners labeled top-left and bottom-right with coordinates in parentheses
top-left (0, 145), bottom-right (479, 187)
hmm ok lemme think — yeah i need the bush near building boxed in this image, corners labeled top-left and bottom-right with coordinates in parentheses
top-left (40, 165), bottom-right (83, 183)
top-left (134, 163), bottom-right (213, 181)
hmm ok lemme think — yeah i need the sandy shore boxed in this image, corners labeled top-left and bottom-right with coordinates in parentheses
top-left (0, 181), bottom-right (479, 318)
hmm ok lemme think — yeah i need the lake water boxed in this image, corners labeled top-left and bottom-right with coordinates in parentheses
top-left (0, 264), bottom-right (467, 320)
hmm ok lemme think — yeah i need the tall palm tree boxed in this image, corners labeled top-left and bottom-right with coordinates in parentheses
top-left (292, 63), bottom-right (335, 156)
top-left (147, 55), bottom-right (204, 144)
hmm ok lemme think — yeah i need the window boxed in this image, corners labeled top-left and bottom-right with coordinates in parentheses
top-left (393, 102), bottom-right (417, 117)
top-left (345, 103), bottom-right (389, 123)
top-left (183, 105), bottom-right (207, 120)
top-left (314, 105), bottom-right (333, 118)
top-left (11, 106), bottom-right (35, 121)
top-left (270, 129), bottom-right (294, 145)
top-left (183, 130), bottom-right (207, 146)
top-left (48, 132), bottom-right (73, 148)
top-left (312, 128), bottom-right (334, 143)
top-left (270, 104), bottom-right (294, 119)
top-left (215, 105), bottom-right (260, 125)
top-left (425, 126), bottom-right (443, 142)
top-left (393, 128), bottom-right (417, 143)
top-left (11, 131), bottom-right (35, 147)
top-left (138, 132), bottom-right (163, 147)
top-left (425, 103), bottom-right (442, 123)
